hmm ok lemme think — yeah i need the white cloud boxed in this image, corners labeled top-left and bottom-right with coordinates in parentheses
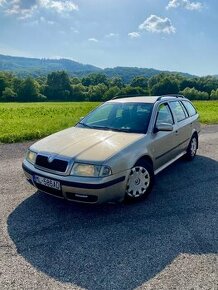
top-left (1, 0), bottom-right (79, 20)
top-left (128, 32), bottom-right (140, 38)
top-left (39, 0), bottom-right (78, 13)
top-left (5, 1), bottom-right (37, 19)
top-left (88, 38), bottom-right (98, 42)
top-left (167, 0), bottom-right (203, 11)
top-left (105, 32), bottom-right (119, 38)
top-left (139, 15), bottom-right (176, 34)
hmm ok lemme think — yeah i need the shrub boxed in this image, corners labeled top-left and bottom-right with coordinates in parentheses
top-left (210, 89), bottom-right (218, 100)
top-left (180, 87), bottom-right (209, 100)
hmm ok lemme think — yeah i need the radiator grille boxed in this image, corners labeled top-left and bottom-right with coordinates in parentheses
top-left (35, 155), bottom-right (68, 173)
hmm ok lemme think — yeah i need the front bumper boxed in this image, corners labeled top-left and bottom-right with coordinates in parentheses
top-left (22, 160), bottom-right (129, 204)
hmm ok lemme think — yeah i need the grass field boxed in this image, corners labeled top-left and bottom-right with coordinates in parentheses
top-left (0, 102), bottom-right (99, 143)
top-left (0, 100), bottom-right (217, 143)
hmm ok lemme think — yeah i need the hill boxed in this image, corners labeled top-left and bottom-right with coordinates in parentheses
top-left (0, 54), bottom-right (195, 81)
top-left (0, 54), bottom-right (101, 77)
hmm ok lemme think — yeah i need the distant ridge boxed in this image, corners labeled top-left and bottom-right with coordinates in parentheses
top-left (0, 54), bottom-right (101, 76)
top-left (0, 54), bottom-right (196, 81)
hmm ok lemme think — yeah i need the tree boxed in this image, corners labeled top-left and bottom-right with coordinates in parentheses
top-left (109, 77), bottom-right (124, 88)
top-left (130, 76), bottom-right (148, 90)
top-left (179, 79), bottom-right (198, 91)
top-left (18, 77), bottom-right (40, 102)
top-left (180, 87), bottom-right (209, 100)
top-left (71, 77), bottom-right (81, 85)
top-left (103, 86), bottom-right (120, 101)
top-left (12, 77), bottom-right (23, 96)
top-left (210, 89), bottom-right (218, 100)
top-left (0, 74), bottom-right (8, 97)
top-left (82, 73), bottom-right (108, 86)
top-left (70, 84), bottom-right (86, 101)
top-left (1, 87), bottom-right (17, 102)
top-left (87, 84), bottom-right (108, 101)
top-left (45, 71), bottom-right (71, 100)
top-left (151, 78), bottom-right (179, 95)
top-left (119, 85), bottom-right (144, 96)
top-left (148, 73), bottom-right (164, 91)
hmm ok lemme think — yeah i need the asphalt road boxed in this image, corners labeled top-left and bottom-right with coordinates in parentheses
top-left (0, 125), bottom-right (217, 290)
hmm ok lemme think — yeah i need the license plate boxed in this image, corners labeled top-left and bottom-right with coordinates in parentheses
top-left (34, 175), bottom-right (61, 191)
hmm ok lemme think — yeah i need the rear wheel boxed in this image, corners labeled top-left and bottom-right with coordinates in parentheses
top-left (124, 161), bottom-right (154, 202)
top-left (185, 134), bottom-right (198, 160)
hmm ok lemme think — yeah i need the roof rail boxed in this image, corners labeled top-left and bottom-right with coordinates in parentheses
top-left (156, 94), bottom-right (185, 101)
top-left (111, 94), bottom-right (144, 100)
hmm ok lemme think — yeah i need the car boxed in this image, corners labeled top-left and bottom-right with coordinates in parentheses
top-left (22, 94), bottom-right (200, 204)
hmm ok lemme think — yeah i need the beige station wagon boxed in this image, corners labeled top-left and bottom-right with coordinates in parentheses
top-left (22, 95), bottom-right (200, 204)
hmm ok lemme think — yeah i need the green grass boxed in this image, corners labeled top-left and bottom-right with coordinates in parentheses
top-left (193, 101), bottom-right (218, 124)
top-left (0, 101), bottom-right (217, 143)
top-left (0, 102), bottom-right (99, 143)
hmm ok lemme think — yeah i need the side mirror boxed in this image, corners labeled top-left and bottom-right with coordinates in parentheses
top-left (155, 123), bottom-right (173, 132)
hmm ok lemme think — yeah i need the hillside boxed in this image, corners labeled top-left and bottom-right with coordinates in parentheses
top-left (0, 54), bottom-right (101, 77)
top-left (0, 54), bottom-right (195, 81)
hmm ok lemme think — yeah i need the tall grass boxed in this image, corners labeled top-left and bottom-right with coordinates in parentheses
top-left (0, 101), bottom-right (217, 143)
top-left (193, 101), bottom-right (218, 124)
top-left (0, 102), bottom-right (99, 143)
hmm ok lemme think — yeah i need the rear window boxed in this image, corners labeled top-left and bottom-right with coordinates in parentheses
top-left (182, 101), bottom-right (197, 117)
top-left (169, 101), bottom-right (187, 122)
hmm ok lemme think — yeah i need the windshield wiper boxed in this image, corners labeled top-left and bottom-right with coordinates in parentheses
top-left (109, 128), bottom-right (131, 133)
top-left (91, 125), bottom-right (112, 131)
top-left (78, 123), bottom-right (111, 131)
top-left (78, 122), bottom-right (93, 129)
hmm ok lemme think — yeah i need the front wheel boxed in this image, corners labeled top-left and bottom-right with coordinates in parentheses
top-left (185, 134), bottom-right (198, 160)
top-left (124, 161), bottom-right (154, 202)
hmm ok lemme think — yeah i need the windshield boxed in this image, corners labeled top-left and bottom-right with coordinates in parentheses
top-left (77, 102), bottom-right (153, 134)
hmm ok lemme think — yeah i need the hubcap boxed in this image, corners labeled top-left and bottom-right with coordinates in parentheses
top-left (126, 166), bottom-right (150, 198)
top-left (190, 138), bottom-right (197, 156)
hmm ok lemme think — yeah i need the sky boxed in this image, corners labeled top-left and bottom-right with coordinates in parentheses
top-left (0, 0), bottom-right (218, 76)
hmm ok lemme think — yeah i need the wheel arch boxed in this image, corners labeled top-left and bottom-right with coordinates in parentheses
top-left (134, 155), bottom-right (154, 170)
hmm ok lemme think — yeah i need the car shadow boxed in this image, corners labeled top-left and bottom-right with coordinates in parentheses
top-left (7, 155), bottom-right (218, 290)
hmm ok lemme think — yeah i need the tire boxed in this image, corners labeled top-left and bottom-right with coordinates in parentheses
top-left (124, 160), bottom-right (154, 203)
top-left (185, 134), bottom-right (198, 161)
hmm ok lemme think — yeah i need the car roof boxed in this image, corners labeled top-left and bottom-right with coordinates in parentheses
top-left (107, 95), bottom-right (187, 104)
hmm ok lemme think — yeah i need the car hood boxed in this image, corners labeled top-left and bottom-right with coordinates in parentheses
top-left (30, 127), bottom-right (144, 163)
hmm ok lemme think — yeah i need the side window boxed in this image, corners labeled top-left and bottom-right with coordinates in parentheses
top-left (182, 101), bottom-right (197, 117)
top-left (169, 101), bottom-right (187, 122)
top-left (156, 103), bottom-right (174, 125)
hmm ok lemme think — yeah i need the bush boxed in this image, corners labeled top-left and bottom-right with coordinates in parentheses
top-left (103, 86), bottom-right (120, 101)
top-left (210, 89), bottom-right (218, 100)
top-left (87, 84), bottom-right (108, 101)
top-left (1, 87), bottom-right (17, 102)
top-left (180, 87), bottom-right (209, 100)
top-left (37, 94), bottom-right (47, 102)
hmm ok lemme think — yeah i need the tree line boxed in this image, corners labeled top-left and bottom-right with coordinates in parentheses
top-left (0, 70), bottom-right (218, 102)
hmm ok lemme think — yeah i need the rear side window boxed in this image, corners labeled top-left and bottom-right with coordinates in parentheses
top-left (182, 101), bottom-right (197, 117)
top-left (169, 101), bottom-right (187, 122)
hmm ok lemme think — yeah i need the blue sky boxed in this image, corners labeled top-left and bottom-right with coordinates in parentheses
top-left (0, 0), bottom-right (217, 75)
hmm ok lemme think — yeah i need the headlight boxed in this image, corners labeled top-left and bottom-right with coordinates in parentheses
top-left (70, 163), bottom-right (112, 177)
top-left (26, 150), bottom-right (37, 165)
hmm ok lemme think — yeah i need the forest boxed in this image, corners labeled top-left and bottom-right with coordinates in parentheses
top-left (0, 70), bottom-right (218, 102)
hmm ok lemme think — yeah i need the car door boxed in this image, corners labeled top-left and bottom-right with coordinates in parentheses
top-left (151, 102), bottom-right (179, 170)
top-left (168, 101), bottom-right (191, 154)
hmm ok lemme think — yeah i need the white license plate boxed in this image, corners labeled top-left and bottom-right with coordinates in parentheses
top-left (34, 175), bottom-right (61, 190)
